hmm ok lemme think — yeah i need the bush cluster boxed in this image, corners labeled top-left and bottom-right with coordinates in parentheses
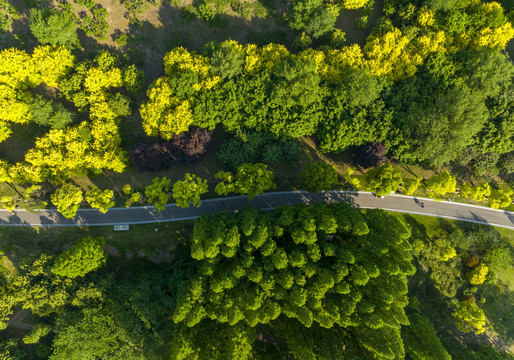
top-left (130, 127), bottom-right (213, 171)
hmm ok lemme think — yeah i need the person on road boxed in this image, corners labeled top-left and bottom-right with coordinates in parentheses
top-left (420, 202), bottom-right (425, 208)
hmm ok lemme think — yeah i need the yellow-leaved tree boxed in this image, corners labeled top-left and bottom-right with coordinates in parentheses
top-left (32, 45), bottom-right (75, 87)
top-left (140, 78), bottom-right (194, 139)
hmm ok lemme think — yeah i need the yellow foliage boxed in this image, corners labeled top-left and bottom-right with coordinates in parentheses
top-left (83, 67), bottom-right (123, 97)
top-left (417, 6), bottom-right (436, 27)
top-left (140, 78), bottom-right (194, 139)
top-left (22, 119), bottom-right (126, 182)
top-left (163, 47), bottom-right (211, 78)
top-left (89, 101), bottom-right (118, 122)
top-left (320, 45), bottom-right (366, 83)
top-left (0, 159), bottom-right (11, 182)
top-left (466, 263), bottom-right (489, 285)
top-left (32, 46), bottom-right (75, 88)
top-left (412, 31), bottom-right (447, 59)
top-left (472, 23), bottom-right (514, 49)
top-left (364, 28), bottom-right (419, 79)
top-left (342, 0), bottom-right (371, 10)
top-left (0, 86), bottom-right (31, 123)
top-left (244, 43), bottom-right (290, 74)
top-left (298, 49), bottom-right (326, 73)
top-left (0, 48), bottom-right (38, 88)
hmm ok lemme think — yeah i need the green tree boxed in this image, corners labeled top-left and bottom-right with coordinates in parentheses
top-left (402, 313), bottom-right (452, 360)
top-left (299, 161), bottom-right (338, 193)
top-left (85, 186), bottom-right (115, 213)
top-left (145, 177), bottom-right (171, 211)
top-left (287, 0), bottom-right (337, 38)
top-left (51, 236), bottom-right (107, 278)
top-left (122, 184), bottom-right (141, 208)
top-left (23, 324), bottom-right (52, 344)
top-left (29, 9), bottom-right (80, 49)
top-left (170, 321), bottom-right (255, 360)
top-left (50, 307), bottom-right (144, 360)
top-left (452, 301), bottom-right (486, 334)
top-left (215, 163), bottom-right (275, 200)
top-left (51, 183), bottom-right (83, 219)
top-left (172, 173), bottom-right (208, 208)
top-left (426, 171), bottom-right (456, 199)
top-left (365, 163), bottom-right (402, 196)
top-left (174, 203), bottom-right (414, 344)
top-left (29, 96), bottom-right (75, 129)
top-left (207, 40), bottom-right (245, 80)
top-left (0, 338), bottom-right (25, 360)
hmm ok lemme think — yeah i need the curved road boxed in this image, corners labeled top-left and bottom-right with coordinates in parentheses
top-left (0, 191), bottom-right (513, 230)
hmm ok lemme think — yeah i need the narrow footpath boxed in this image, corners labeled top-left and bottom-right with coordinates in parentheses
top-left (0, 191), bottom-right (512, 229)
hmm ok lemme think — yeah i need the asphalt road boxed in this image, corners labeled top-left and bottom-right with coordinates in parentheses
top-left (0, 191), bottom-right (513, 230)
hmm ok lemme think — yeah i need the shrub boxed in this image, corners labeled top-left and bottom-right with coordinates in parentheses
top-left (353, 141), bottom-right (387, 169)
top-left (466, 263), bottom-right (489, 285)
top-left (402, 177), bottom-right (422, 195)
top-left (29, 96), bottom-right (75, 129)
top-left (130, 127), bottom-right (213, 171)
top-left (51, 236), bottom-right (107, 278)
top-left (426, 171), bottom-right (457, 198)
top-left (299, 161), bottom-right (338, 193)
top-left (217, 132), bottom-right (299, 171)
top-left (29, 8), bottom-right (80, 48)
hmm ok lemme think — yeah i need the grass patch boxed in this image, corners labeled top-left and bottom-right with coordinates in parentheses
top-left (0, 221), bottom-right (194, 267)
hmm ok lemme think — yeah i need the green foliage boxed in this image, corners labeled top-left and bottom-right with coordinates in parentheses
top-left (0, 338), bottom-right (25, 360)
top-left (51, 236), bottom-right (107, 278)
top-left (0, 0), bottom-right (20, 33)
top-left (207, 40), bottom-right (245, 80)
top-left (293, 32), bottom-right (312, 51)
top-left (29, 8), bottom-right (80, 49)
top-left (402, 313), bottom-right (451, 360)
top-left (145, 177), bottom-right (171, 211)
top-left (172, 173), bottom-right (208, 208)
top-left (122, 64), bottom-right (145, 95)
top-left (215, 163), bottom-right (275, 200)
top-left (85, 186), bottom-right (114, 213)
top-left (452, 300), bottom-right (486, 334)
top-left (287, 0), bottom-right (337, 38)
top-left (80, 6), bottom-right (109, 40)
top-left (50, 307), bottom-right (145, 360)
top-left (426, 171), bottom-right (456, 199)
top-left (299, 161), bottom-right (338, 193)
top-left (217, 132), bottom-right (298, 171)
top-left (23, 324), bottom-right (52, 344)
top-left (330, 28), bottom-right (346, 48)
top-left (29, 96), bottom-right (75, 129)
top-left (176, 204), bottom-right (413, 360)
top-left (107, 93), bottom-right (132, 118)
top-left (51, 183), bottom-right (83, 219)
top-left (497, 151), bottom-right (514, 175)
top-left (365, 163), bottom-right (402, 196)
top-left (170, 321), bottom-right (255, 360)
